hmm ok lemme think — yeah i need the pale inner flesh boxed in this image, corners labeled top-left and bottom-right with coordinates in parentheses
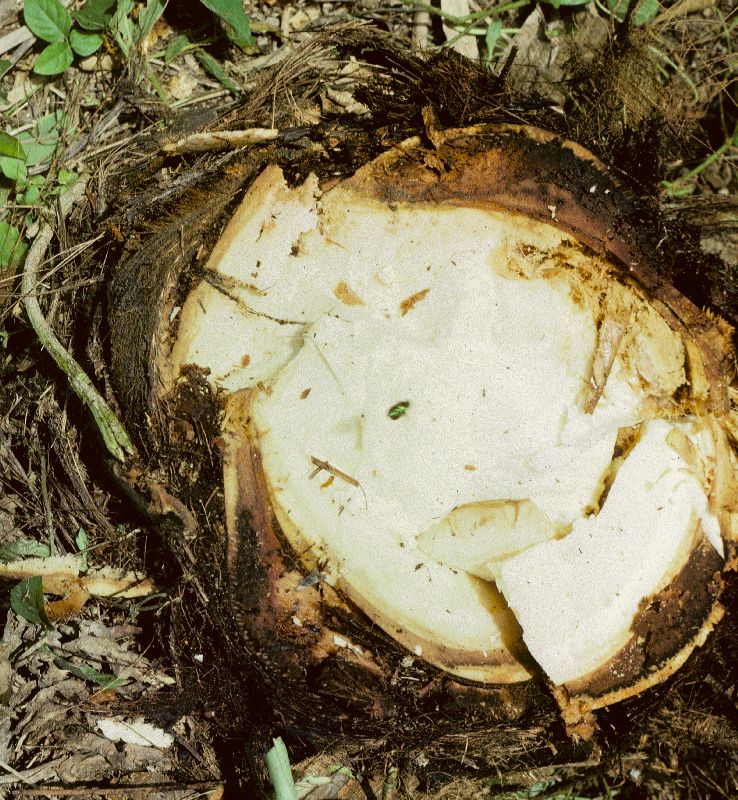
top-left (169, 166), bottom-right (721, 685)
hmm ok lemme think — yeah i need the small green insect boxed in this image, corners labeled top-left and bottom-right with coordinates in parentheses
top-left (388, 400), bottom-right (410, 420)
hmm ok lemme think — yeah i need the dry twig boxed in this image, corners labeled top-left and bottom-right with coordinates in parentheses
top-left (161, 128), bottom-right (279, 155)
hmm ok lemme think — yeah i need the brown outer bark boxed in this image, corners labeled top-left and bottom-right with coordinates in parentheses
top-left (560, 537), bottom-right (724, 709)
top-left (107, 155), bottom-right (271, 438)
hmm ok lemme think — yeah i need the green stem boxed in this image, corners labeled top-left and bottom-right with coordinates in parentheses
top-left (382, 767), bottom-right (399, 800)
top-left (661, 125), bottom-right (738, 196)
top-left (21, 178), bottom-right (135, 462)
top-left (266, 737), bottom-right (297, 800)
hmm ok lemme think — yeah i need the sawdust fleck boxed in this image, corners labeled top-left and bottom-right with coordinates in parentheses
top-left (400, 288), bottom-right (430, 315)
top-left (334, 281), bottom-right (364, 306)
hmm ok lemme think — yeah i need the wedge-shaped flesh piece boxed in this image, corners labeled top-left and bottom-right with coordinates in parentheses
top-left (496, 419), bottom-right (719, 686)
top-left (416, 500), bottom-right (561, 581)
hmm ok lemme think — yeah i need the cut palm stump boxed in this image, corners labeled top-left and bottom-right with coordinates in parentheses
top-left (119, 125), bottom-right (738, 727)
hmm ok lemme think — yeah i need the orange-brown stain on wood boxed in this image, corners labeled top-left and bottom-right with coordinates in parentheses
top-left (334, 281), bottom-right (364, 306)
top-left (400, 288), bottom-right (430, 316)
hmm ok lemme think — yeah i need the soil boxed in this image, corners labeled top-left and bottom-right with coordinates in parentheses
top-left (0, 0), bottom-right (737, 798)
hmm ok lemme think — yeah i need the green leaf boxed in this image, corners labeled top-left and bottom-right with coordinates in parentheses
top-left (199, 0), bottom-right (254, 48)
top-left (387, 400), bottom-right (410, 420)
top-left (16, 111), bottom-right (72, 172)
top-left (0, 132), bottom-right (25, 161)
top-left (0, 59), bottom-right (10, 104)
top-left (0, 156), bottom-right (27, 182)
top-left (485, 19), bottom-right (502, 63)
top-left (137, 0), bottom-right (167, 42)
top-left (49, 651), bottom-right (124, 688)
top-left (195, 48), bottom-right (239, 93)
top-left (20, 135), bottom-right (57, 167)
top-left (34, 40), bottom-right (74, 75)
top-left (74, 0), bottom-right (117, 31)
top-left (0, 223), bottom-right (28, 269)
top-left (23, 0), bottom-right (72, 43)
top-left (57, 169), bottom-right (78, 186)
top-left (18, 181), bottom-right (42, 206)
top-left (633, 0), bottom-right (659, 25)
top-left (0, 538), bottom-right (51, 561)
top-left (19, 112), bottom-right (64, 167)
top-left (164, 34), bottom-right (192, 64)
top-left (109, 0), bottom-right (136, 58)
top-left (10, 576), bottom-right (53, 630)
top-left (70, 28), bottom-right (103, 56)
top-left (37, 112), bottom-right (58, 137)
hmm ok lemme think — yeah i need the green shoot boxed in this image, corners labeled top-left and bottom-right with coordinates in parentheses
top-left (661, 125), bottom-right (738, 197)
top-left (48, 648), bottom-right (124, 688)
top-left (485, 18), bottom-right (503, 62)
top-left (266, 737), bottom-right (297, 800)
top-left (195, 48), bottom-right (240, 93)
top-left (0, 222), bottom-right (27, 270)
top-left (10, 576), bottom-right (53, 631)
top-left (0, 112), bottom-right (78, 270)
top-left (21, 179), bottom-right (135, 462)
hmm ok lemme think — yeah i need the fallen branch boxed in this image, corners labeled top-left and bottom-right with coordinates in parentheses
top-left (15, 780), bottom-right (224, 796)
top-left (21, 179), bottom-right (134, 462)
top-left (654, 0), bottom-right (716, 25)
top-left (161, 128), bottom-right (280, 155)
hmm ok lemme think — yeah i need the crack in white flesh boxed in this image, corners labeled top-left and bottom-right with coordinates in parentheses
top-left (172, 166), bottom-right (722, 682)
top-left (168, 282), bottom-right (305, 390)
top-left (496, 419), bottom-right (717, 685)
top-left (415, 500), bottom-right (564, 582)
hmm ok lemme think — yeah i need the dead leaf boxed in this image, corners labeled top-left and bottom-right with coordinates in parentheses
top-left (441, 0), bottom-right (479, 60)
top-left (500, 7), bottom-right (564, 103)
